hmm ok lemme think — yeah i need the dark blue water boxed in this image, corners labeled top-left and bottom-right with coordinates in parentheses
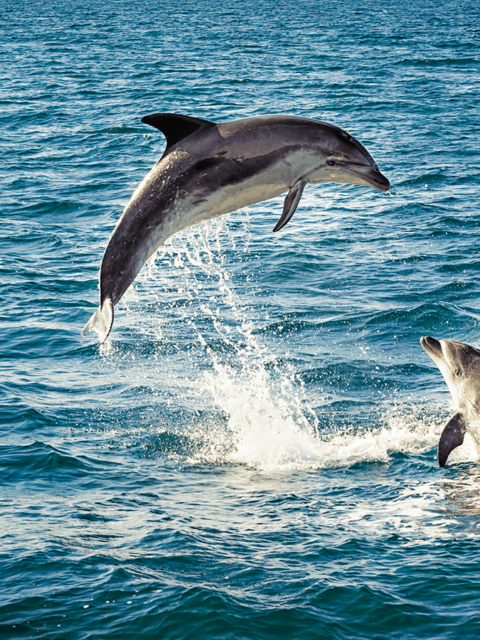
top-left (2, 0), bottom-right (480, 637)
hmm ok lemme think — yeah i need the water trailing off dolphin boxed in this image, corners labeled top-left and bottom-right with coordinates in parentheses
top-left (421, 336), bottom-right (480, 466)
top-left (83, 113), bottom-right (390, 342)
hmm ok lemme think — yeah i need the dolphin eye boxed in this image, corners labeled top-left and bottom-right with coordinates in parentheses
top-left (327, 160), bottom-right (336, 167)
top-left (455, 369), bottom-right (461, 377)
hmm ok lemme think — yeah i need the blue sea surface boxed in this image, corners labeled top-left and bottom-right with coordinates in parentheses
top-left (2, 0), bottom-right (480, 637)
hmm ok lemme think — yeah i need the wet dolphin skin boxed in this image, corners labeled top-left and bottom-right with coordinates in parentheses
top-left (83, 113), bottom-right (390, 342)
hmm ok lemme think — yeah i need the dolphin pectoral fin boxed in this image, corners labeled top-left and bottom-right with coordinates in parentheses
top-left (438, 411), bottom-right (466, 467)
top-left (141, 113), bottom-right (216, 153)
top-left (273, 180), bottom-right (307, 233)
top-left (81, 299), bottom-right (114, 344)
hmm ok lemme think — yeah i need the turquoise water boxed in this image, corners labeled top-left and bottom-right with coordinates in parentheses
top-left (2, 0), bottom-right (480, 637)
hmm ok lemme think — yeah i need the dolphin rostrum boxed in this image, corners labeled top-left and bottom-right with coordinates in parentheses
top-left (421, 336), bottom-right (480, 466)
top-left (83, 113), bottom-right (390, 342)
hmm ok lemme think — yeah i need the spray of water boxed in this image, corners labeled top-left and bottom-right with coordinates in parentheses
top-left (111, 212), bottom-right (476, 470)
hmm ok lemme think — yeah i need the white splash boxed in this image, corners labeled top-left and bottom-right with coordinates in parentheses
top-left (113, 212), bottom-right (479, 472)
top-left (204, 369), bottom-right (443, 470)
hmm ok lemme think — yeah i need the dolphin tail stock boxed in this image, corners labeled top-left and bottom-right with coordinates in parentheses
top-left (438, 411), bottom-right (466, 467)
top-left (273, 179), bottom-right (307, 232)
top-left (81, 298), bottom-right (114, 343)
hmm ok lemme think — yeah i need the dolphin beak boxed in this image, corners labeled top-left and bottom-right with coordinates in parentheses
top-left (338, 163), bottom-right (390, 192)
top-left (367, 170), bottom-right (390, 192)
top-left (421, 336), bottom-right (442, 357)
top-left (357, 166), bottom-right (390, 192)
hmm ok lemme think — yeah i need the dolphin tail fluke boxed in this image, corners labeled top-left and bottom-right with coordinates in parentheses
top-left (438, 411), bottom-right (466, 467)
top-left (81, 299), bottom-right (114, 343)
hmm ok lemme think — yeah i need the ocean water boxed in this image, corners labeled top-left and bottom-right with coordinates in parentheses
top-left (2, 0), bottom-right (480, 637)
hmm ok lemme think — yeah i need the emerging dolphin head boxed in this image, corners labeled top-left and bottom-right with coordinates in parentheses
top-left (421, 337), bottom-right (480, 413)
top-left (421, 336), bottom-right (480, 465)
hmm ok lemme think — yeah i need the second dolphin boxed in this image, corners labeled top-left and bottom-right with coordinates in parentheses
top-left (83, 113), bottom-right (390, 342)
top-left (421, 336), bottom-right (480, 466)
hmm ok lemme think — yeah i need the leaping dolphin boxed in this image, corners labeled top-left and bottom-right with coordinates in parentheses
top-left (83, 113), bottom-right (390, 342)
top-left (421, 336), bottom-right (480, 466)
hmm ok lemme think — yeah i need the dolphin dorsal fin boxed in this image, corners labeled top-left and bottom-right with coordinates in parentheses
top-left (141, 112), bottom-right (216, 153)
